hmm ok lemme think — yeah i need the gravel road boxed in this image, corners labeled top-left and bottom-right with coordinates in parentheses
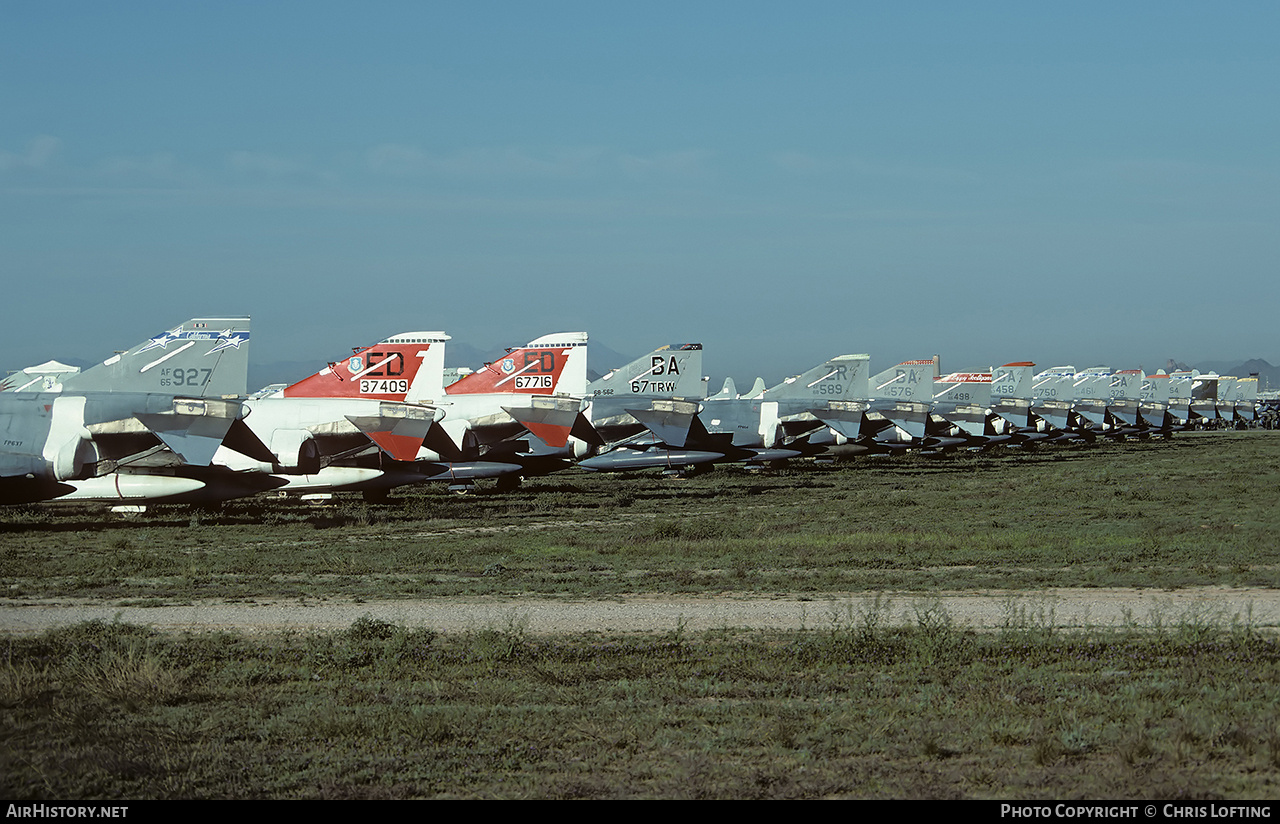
top-left (3, 587), bottom-right (1277, 636)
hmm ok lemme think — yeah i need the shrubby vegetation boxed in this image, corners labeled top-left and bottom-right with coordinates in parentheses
top-left (2, 611), bottom-right (1278, 799)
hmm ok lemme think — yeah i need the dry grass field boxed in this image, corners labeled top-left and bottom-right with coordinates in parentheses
top-left (2, 431), bottom-right (1278, 798)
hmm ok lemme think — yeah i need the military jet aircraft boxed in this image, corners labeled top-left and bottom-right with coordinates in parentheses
top-left (806, 358), bottom-right (935, 454)
top-left (0, 317), bottom-right (253, 504)
top-left (926, 371), bottom-right (997, 449)
top-left (219, 332), bottom-right (591, 499)
top-left (404, 332), bottom-right (589, 470)
top-left (1030, 366), bottom-right (1083, 441)
top-left (581, 354), bottom-right (872, 472)
top-left (20, 329), bottom-right (452, 504)
top-left (987, 362), bottom-right (1052, 443)
top-left (204, 331), bottom-right (448, 495)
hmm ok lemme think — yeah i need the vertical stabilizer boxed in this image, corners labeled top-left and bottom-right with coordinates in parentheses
top-left (1168, 371), bottom-right (1193, 422)
top-left (588, 344), bottom-right (704, 400)
top-left (763, 355), bottom-right (871, 402)
top-left (282, 332), bottom-right (449, 402)
top-left (1033, 366), bottom-right (1077, 403)
top-left (932, 372), bottom-right (993, 408)
top-left (446, 332), bottom-right (588, 397)
top-left (868, 360), bottom-right (933, 402)
top-left (991, 362), bottom-right (1035, 402)
top-left (707, 377), bottom-right (738, 400)
top-left (1110, 370), bottom-right (1145, 402)
top-left (990, 362), bottom-right (1036, 431)
top-left (61, 317), bottom-right (251, 397)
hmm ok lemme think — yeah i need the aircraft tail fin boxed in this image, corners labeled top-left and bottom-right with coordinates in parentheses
top-left (933, 372), bottom-right (993, 407)
top-left (1033, 366), bottom-right (1077, 403)
top-left (446, 332), bottom-right (588, 397)
top-left (1141, 372), bottom-right (1171, 404)
top-left (61, 317), bottom-right (251, 397)
top-left (706, 377), bottom-right (737, 400)
top-left (1074, 367), bottom-right (1112, 401)
top-left (588, 343), bottom-right (705, 400)
top-left (763, 355), bottom-right (870, 402)
top-left (1111, 369), bottom-right (1145, 402)
top-left (280, 332), bottom-right (449, 402)
top-left (991, 362), bottom-right (1035, 401)
top-left (868, 360), bottom-right (933, 402)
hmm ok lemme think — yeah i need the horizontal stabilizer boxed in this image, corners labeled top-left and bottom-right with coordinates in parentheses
top-left (134, 398), bottom-right (243, 467)
top-left (812, 401), bottom-right (869, 439)
top-left (501, 396), bottom-right (583, 448)
top-left (345, 403), bottom-right (436, 462)
top-left (1074, 400), bottom-right (1108, 426)
top-left (1035, 400), bottom-right (1073, 431)
top-left (939, 406), bottom-right (989, 437)
top-left (421, 423), bottom-right (467, 461)
top-left (869, 400), bottom-right (930, 440)
top-left (628, 399), bottom-right (701, 448)
top-left (1108, 400), bottom-right (1141, 427)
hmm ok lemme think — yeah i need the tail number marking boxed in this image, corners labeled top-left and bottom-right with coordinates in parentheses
top-left (515, 375), bottom-right (553, 390)
top-left (161, 368), bottom-right (213, 387)
top-left (361, 379), bottom-right (409, 394)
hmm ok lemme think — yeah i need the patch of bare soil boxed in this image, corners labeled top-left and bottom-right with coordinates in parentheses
top-left (2, 587), bottom-right (1277, 636)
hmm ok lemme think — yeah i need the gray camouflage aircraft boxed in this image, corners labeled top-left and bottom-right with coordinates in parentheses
top-left (580, 354), bottom-right (871, 472)
top-left (423, 342), bottom-right (709, 481)
top-left (0, 317), bottom-right (252, 504)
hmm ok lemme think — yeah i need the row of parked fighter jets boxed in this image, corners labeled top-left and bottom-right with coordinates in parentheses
top-left (0, 316), bottom-right (1263, 506)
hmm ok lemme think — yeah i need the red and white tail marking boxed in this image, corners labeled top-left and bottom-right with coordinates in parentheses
top-left (446, 332), bottom-right (587, 397)
top-left (281, 332), bottom-right (449, 401)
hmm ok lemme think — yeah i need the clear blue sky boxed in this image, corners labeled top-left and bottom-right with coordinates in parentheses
top-left (3, 1), bottom-right (1277, 385)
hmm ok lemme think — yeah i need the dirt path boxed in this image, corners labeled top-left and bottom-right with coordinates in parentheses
top-left (2, 587), bottom-right (1278, 636)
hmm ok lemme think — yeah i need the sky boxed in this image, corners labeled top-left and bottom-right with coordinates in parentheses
top-left (3, 1), bottom-right (1277, 387)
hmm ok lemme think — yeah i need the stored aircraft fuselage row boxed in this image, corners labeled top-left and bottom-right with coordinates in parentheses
top-left (0, 317), bottom-right (1264, 506)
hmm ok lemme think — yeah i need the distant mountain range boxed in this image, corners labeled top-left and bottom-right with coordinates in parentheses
top-left (1168, 359), bottom-right (1280, 392)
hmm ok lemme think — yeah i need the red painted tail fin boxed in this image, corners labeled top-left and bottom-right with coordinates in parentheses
top-left (280, 332), bottom-right (449, 401)
top-left (445, 332), bottom-right (587, 396)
